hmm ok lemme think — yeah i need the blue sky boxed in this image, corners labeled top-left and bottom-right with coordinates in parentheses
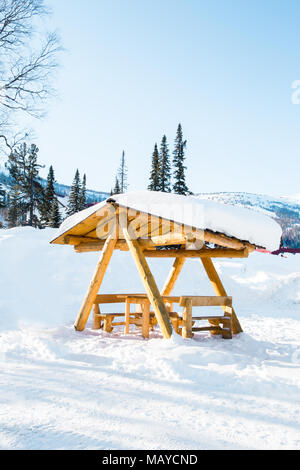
top-left (31, 0), bottom-right (300, 196)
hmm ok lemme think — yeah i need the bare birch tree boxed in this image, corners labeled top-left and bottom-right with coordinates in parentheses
top-left (0, 0), bottom-right (61, 153)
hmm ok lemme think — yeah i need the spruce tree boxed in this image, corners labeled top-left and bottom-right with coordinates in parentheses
top-left (48, 197), bottom-right (61, 228)
top-left (113, 176), bottom-right (121, 194)
top-left (7, 187), bottom-right (22, 228)
top-left (118, 151), bottom-right (128, 193)
top-left (0, 182), bottom-right (5, 209)
top-left (148, 143), bottom-right (160, 191)
top-left (67, 169), bottom-right (81, 216)
top-left (159, 135), bottom-right (171, 192)
top-left (173, 123), bottom-right (189, 195)
top-left (79, 173), bottom-right (87, 210)
top-left (7, 143), bottom-right (44, 227)
top-left (40, 165), bottom-right (56, 225)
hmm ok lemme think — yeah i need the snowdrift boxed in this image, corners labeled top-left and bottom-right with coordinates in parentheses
top-left (0, 227), bottom-right (298, 331)
top-left (0, 228), bottom-right (299, 450)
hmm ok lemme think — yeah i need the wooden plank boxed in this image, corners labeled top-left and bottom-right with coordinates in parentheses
top-left (190, 315), bottom-right (224, 321)
top-left (74, 234), bottom-right (117, 331)
top-left (192, 326), bottom-right (222, 333)
top-left (65, 235), bottom-right (99, 245)
top-left (221, 306), bottom-right (233, 339)
top-left (74, 238), bottom-right (156, 253)
top-left (182, 298), bottom-right (193, 338)
top-left (94, 293), bottom-right (181, 304)
top-left (92, 304), bottom-right (101, 329)
top-left (95, 294), bottom-right (126, 304)
top-left (120, 213), bottom-right (173, 339)
top-left (143, 248), bottom-right (249, 259)
top-left (125, 298), bottom-right (130, 334)
top-left (97, 313), bottom-right (126, 318)
top-left (179, 296), bottom-right (232, 307)
top-left (161, 257), bottom-right (185, 296)
top-left (142, 301), bottom-right (150, 339)
top-left (200, 257), bottom-right (243, 334)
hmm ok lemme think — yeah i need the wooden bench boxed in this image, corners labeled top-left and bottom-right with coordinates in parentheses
top-left (179, 296), bottom-right (233, 339)
top-left (92, 294), bottom-right (232, 339)
top-left (92, 294), bottom-right (181, 338)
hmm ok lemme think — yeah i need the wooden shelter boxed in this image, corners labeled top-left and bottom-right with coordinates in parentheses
top-left (50, 191), bottom-right (282, 340)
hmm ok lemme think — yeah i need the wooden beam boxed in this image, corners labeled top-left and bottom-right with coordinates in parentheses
top-left (73, 239), bottom-right (127, 251)
top-left (150, 232), bottom-right (188, 246)
top-left (92, 303), bottom-right (101, 330)
top-left (179, 295), bottom-right (232, 307)
top-left (94, 293), bottom-right (181, 304)
top-left (182, 298), bottom-right (193, 338)
top-left (192, 326), bottom-right (222, 333)
top-left (200, 257), bottom-right (243, 334)
top-left (74, 238), bottom-right (157, 253)
top-left (124, 298), bottom-right (130, 334)
top-left (161, 257), bottom-right (185, 296)
top-left (144, 248), bottom-right (249, 259)
top-left (64, 235), bottom-right (99, 245)
top-left (120, 215), bottom-right (173, 339)
top-left (202, 231), bottom-right (254, 251)
top-left (142, 301), bottom-right (150, 339)
top-left (74, 234), bottom-right (117, 331)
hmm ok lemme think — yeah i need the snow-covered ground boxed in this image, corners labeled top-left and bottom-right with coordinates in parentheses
top-left (0, 228), bottom-right (299, 450)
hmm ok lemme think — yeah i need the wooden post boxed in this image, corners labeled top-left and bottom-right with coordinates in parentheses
top-left (93, 304), bottom-right (101, 330)
top-left (74, 234), bottom-right (117, 331)
top-left (103, 315), bottom-right (113, 333)
top-left (142, 301), bottom-right (150, 339)
top-left (161, 257), bottom-right (185, 296)
top-left (182, 298), bottom-right (193, 338)
top-left (121, 216), bottom-right (173, 339)
top-left (200, 257), bottom-right (243, 334)
top-left (125, 298), bottom-right (130, 334)
top-left (221, 306), bottom-right (233, 339)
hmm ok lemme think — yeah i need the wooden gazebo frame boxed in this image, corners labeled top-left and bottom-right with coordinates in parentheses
top-left (51, 199), bottom-right (256, 339)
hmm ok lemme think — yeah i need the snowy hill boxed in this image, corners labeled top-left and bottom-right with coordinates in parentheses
top-left (0, 227), bottom-right (299, 449)
top-left (196, 192), bottom-right (300, 248)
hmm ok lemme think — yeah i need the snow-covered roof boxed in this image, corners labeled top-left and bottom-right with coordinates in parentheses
top-left (50, 190), bottom-right (282, 251)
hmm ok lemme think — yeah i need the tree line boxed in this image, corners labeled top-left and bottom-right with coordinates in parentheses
top-left (0, 123), bottom-right (191, 229)
top-left (0, 142), bottom-right (87, 229)
top-left (148, 123), bottom-right (190, 195)
top-left (111, 123), bottom-right (190, 196)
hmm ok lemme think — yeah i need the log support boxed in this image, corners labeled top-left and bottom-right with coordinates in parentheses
top-left (142, 301), bottom-right (150, 339)
top-left (74, 234), bottom-right (117, 331)
top-left (93, 304), bottom-right (101, 330)
top-left (161, 257), bottom-right (185, 296)
top-left (182, 298), bottom-right (193, 339)
top-left (124, 299), bottom-right (130, 334)
top-left (120, 214), bottom-right (173, 339)
top-left (200, 257), bottom-right (243, 334)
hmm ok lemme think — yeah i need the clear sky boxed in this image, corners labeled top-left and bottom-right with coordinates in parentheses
top-left (29, 0), bottom-right (300, 196)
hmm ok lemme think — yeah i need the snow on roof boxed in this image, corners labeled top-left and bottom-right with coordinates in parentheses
top-left (51, 190), bottom-right (282, 251)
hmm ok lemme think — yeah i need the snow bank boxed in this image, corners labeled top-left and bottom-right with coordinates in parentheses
top-left (0, 228), bottom-right (299, 450)
top-left (0, 227), bottom-right (298, 331)
top-left (52, 191), bottom-right (282, 251)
